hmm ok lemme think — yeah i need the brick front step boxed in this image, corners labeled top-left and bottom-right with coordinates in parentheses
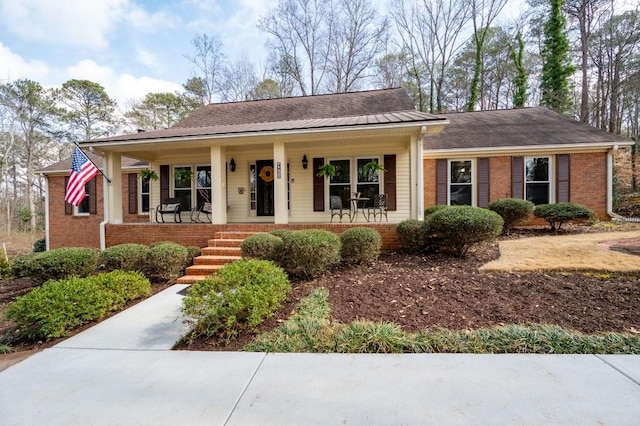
top-left (176, 275), bottom-right (208, 284)
top-left (194, 255), bottom-right (242, 266)
top-left (201, 246), bottom-right (242, 256)
top-left (207, 238), bottom-right (244, 248)
top-left (214, 231), bottom-right (258, 240)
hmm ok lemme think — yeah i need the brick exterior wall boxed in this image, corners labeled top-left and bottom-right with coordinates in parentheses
top-left (48, 173), bottom-right (149, 250)
top-left (423, 152), bottom-right (611, 220)
top-left (106, 223), bottom-right (402, 251)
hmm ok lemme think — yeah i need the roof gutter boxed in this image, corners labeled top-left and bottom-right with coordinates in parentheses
top-left (424, 141), bottom-right (634, 158)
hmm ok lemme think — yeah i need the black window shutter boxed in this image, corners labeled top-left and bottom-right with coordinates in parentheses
top-left (88, 177), bottom-right (97, 214)
top-left (478, 157), bottom-right (490, 207)
top-left (160, 165), bottom-right (170, 203)
top-left (557, 154), bottom-right (570, 203)
top-left (313, 158), bottom-right (325, 211)
top-left (512, 156), bottom-right (524, 199)
top-left (64, 177), bottom-right (72, 215)
top-left (436, 159), bottom-right (447, 205)
top-left (383, 154), bottom-right (396, 211)
top-left (128, 173), bottom-right (138, 214)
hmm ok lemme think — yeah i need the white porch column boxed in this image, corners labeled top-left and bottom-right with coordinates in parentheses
top-left (106, 152), bottom-right (123, 224)
top-left (417, 128), bottom-right (425, 220)
top-left (410, 135), bottom-right (418, 219)
top-left (210, 145), bottom-right (227, 224)
top-left (273, 141), bottom-right (288, 224)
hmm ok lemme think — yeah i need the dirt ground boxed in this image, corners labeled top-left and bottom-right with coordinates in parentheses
top-left (3, 225), bottom-right (640, 356)
top-left (183, 225), bottom-right (640, 351)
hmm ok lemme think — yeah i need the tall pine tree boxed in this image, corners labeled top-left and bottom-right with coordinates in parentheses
top-left (540, 0), bottom-right (575, 113)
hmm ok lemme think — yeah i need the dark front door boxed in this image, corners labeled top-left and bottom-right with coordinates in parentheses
top-left (256, 160), bottom-right (274, 216)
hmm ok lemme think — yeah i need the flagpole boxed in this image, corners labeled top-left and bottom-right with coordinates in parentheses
top-left (73, 142), bottom-right (112, 184)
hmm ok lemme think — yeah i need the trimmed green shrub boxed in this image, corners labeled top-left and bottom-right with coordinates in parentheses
top-left (269, 229), bottom-right (293, 239)
top-left (186, 246), bottom-right (202, 266)
top-left (534, 203), bottom-right (595, 231)
top-left (145, 242), bottom-right (188, 280)
top-left (280, 230), bottom-right (341, 279)
top-left (488, 198), bottom-right (535, 233)
top-left (32, 239), bottom-right (46, 253)
top-left (99, 244), bottom-right (148, 272)
top-left (241, 233), bottom-right (283, 261)
top-left (182, 259), bottom-right (291, 341)
top-left (427, 206), bottom-right (503, 256)
top-left (5, 271), bottom-right (151, 340)
top-left (396, 219), bottom-right (427, 253)
top-left (424, 205), bottom-right (448, 217)
top-left (11, 247), bottom-right (99, 284)
top-left (340, 227), bottom-right (381, 264)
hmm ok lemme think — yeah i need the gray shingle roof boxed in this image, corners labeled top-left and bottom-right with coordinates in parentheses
top-left (425, 107), bottom-right (633, 151)
top-left (82, 88), bottom-right (444, 145)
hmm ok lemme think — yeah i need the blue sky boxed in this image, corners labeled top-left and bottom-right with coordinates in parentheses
top-left (0, 0), bottom-right (277, 109)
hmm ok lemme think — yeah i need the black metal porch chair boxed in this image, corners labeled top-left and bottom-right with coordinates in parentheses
top-left (190, 202), bottom-right (212, 223)
top-left (367, 193), bottom-right (388, 222)
top-left (330, 195), bottom-right (350, 223)
top-left (155, 197), bottom-right (182, 223)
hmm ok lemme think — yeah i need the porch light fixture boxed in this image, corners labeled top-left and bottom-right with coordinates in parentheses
top-left (230, 158), bottom-right (236, 172)
top-left (302, 154), bottom-right (308, 169)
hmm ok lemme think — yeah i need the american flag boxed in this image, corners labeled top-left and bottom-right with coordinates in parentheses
top-left (65, 147), bottom-right (100, 206)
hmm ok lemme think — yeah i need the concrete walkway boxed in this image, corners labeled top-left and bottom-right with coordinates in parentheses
top-left (1, 285), bottom-right (639, 425)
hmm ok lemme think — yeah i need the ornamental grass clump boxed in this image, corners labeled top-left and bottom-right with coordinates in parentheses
top-left (11, 247), bottom-right (99, 285)
top-left (534, 203), bottom-right (595, 231)
top-left (5, 271), bottom-right (150, 340)
top-left (144, 242), bottom-right (188, 280)
top-left (99, 243), bottom-right (149, 272)
top-left (340, 227), bottom-right (381, 264)
top-left (280, 229), bottom-right (341, 279)
top-left (426, 206), bottom-right (503, 256)
top-left (488, 198), bottom-right (534, 234)
top-left (182, 259), bottom-right (291, 342)
top-left (241, 233), bottom-right (283, 261)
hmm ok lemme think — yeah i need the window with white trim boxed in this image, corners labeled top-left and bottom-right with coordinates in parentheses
top-left (329, 159), bottom-right (351, 208)
top-left (173, 165), bottom-right (193, 210)
top-left (449, 160), bottom-right (472, 205)
top-left (75, 183), bottom-right (90, 215)
top-left (525, 157), bottom-right (550, 205)
top-left (139, 176), bottom-right (150, 213)
top-left (195, 165), bottom-right (211, 208)
top-left (356, 157), bottom-right (381, 207)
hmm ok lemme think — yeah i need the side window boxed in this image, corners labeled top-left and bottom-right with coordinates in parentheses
top-left (525, 157), bottom-right (550, 205)
top-left (449, 160), bottom-right (472, 205)
top-left (196, 165), bottom-right (211, 208)
top-left (329, 159), bottom-right (351, 207)
top-left (173, 166), bottom-right (193, 210)
top-left (356, 158), bottom-right (381, 207)
top-left (139, 176), bottom-right (150, 213)
top-left (75, 183), bottom-right (90, 215)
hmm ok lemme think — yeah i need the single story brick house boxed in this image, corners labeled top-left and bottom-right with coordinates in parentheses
top-left (41, 89), bottom-right (633, 250)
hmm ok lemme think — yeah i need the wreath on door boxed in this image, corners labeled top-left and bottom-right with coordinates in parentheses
top-left (259, 166), bottom-right (274, 182)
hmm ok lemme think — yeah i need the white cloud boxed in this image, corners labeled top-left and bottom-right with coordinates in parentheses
top-left (0, 42), bottom-right (50, 82)
top-left (65, 59), bottom-right (183, 107)
top-left (0, 0), bottom-right (128, 49)
top-left (137, 49), bottom-right (161, 70)
top-left (126, 5), bottom-right (180, 31)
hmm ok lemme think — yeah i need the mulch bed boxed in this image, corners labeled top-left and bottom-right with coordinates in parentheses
top-left (181, 226), bottom-right (640, 351)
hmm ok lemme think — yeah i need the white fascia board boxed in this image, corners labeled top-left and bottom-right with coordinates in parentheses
top-left (424, 141), bottom-right (633, 158)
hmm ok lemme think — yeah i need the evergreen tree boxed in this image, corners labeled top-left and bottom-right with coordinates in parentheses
top-left (540, 0), bottom-right (575, 113)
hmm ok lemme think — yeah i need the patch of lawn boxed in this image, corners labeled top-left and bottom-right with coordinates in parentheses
top-left (244, 287), bottom-right (640, 354)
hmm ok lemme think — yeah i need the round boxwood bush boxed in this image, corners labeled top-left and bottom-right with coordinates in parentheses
top-left (280, 229), bottom-right (341, 279)
top-left (488, 198), bottom-right (534, 233)
top-left (424, 205), bottom-right (449, 217)
top-left (145, 242), bottom-right (188, 280)
top-left (11, 247), bottom-right (99, 285)
top-left (341, 227), bottom-right (382, 264)
top-left (99, 243), bottom-right (149, 272)
top-left (241, 233), bottom-right (283, 261)
top-left (32, 239), bottom-right (46, 253)
top-left (427, 206), bottom-right (503, 256)
top-left (396, 219), bottom-right (427, 253)
top-left (182, 259), bottom-right (291, 341)
top-left (186, 246), bottom-right (202, 266)
top-left (534, 203), bottom-right (595, 231)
